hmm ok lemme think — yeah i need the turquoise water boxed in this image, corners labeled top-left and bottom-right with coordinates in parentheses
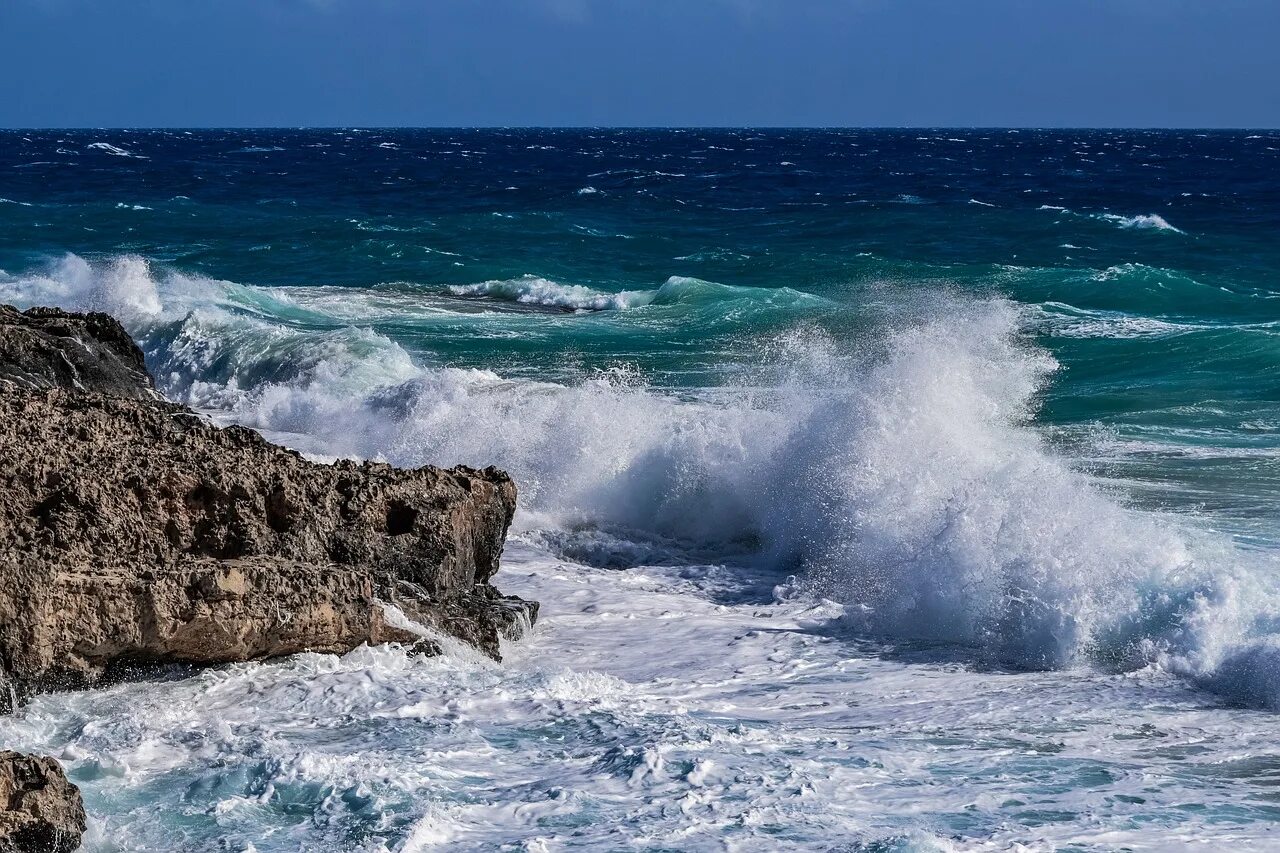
top-left (2, 129), bottom-right (1280, 850)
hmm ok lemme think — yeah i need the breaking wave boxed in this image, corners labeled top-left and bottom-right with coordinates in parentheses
top-left (1094, 212), bottom-right (1183, 232)
top-left (4, 254), bottom-right (1280, 709)
top-left (1038, 205), bottom-right (1185, 233)
top-left (447, 274), bottom-right (825, 312)
top-left (86, 141), bottom-right (145, 159)
top-left (448, 275), bottom-right (655, 311)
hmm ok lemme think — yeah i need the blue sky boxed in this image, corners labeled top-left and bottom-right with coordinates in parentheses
top-left (2, 0), bottom-right (1277, 128)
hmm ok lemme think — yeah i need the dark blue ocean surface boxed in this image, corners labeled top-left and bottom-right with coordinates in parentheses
top-left (3, 130), bottom-right (1280, 850)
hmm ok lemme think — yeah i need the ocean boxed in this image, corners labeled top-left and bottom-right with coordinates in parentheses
top-left (1, 128), bottom-right (1279, 851)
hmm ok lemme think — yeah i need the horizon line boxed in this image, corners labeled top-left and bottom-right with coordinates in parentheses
top-left (2, 125), bottom-right (1278, 133)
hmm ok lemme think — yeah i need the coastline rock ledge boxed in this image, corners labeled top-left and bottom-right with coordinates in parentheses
top-left (0, 751), bottom-right (85, 853)
top-left (0, 303), bottom-right (538, 705)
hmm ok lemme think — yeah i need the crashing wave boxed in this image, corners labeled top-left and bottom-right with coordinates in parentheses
top-left (4, 254), bottom-right (1280, 709)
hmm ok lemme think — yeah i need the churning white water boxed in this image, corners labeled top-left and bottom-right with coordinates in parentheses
top-left (3, 254), bottom-right (1280, 850)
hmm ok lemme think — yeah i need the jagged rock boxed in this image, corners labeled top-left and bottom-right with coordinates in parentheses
top-left (0, 751), bottom-right (85, 853)
top-left (0, 305), bottom-right (155, 400)
top-left (0, 306), bottom-right (536, 705)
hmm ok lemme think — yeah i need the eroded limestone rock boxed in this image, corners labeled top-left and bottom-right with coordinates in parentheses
top-left (0, 751), bottom-right (86, 853)
top-left (0, 305), bottom-right (535, 705)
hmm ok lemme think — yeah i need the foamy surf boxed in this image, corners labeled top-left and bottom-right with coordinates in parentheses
top-left (2, 544), bottom-right (1277, 851)
top-left (3, 253), bottom-right (1280, 711)
top-left (3, 127), bottom-right (1280, 850)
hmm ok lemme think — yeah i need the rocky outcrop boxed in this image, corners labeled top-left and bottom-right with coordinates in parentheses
top-left (0, 305), bottom-right (155, 400)
top-left (0, 305), bottom-right (536, 705)
top-left (0, 751), bottom-right (85, 853)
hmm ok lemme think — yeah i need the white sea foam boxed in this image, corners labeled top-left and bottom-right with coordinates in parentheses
top-left (86, 141), bottom-right (145, 158)
top-left (446, 273), bottom-right (823, 313)
top-left (1034, 302), bottom-right (1200, 339)
top-left (1, 545), bottom-right (1277, 850)
top-left (1038, 205), bottom-right (1185, 233)
top-left (447, 276), bottom-right (655, 311)
top-left (3, 254), bottom-right (1279, 709)
top-left (2, 181), bottom-right (1280, 848)
top-left (1094, 212), bottom-right (1184, 232)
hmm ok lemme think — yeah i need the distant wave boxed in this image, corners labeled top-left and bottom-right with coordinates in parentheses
top-left (448, 276), bottom-right (655, 311)
top-left (998, 262), bottom-right (1278, 323)
top-left (1094, 212), bottom-right (1184, 233)
top-left (447, 274), bottom-right (825, 313)
top-left (87, 141), bottom-right (146, 159)
top-left (1035, 301), bottom-right (1203, 339)
top-left (1037, 204), bottom-right (1184, 233)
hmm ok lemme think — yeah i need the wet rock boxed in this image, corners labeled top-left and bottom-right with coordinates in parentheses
top-left (0, 305), bottom-right (155, 400)
top-left (0, 751), bottom-right (85, 853)
top-left (0, 306), bottom-right (536, 704)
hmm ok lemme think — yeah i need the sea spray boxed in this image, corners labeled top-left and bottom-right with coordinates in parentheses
top-left (5, 254), bottom-right (1280, 704)
top-left (5, 128), bottom-right (1280, 848)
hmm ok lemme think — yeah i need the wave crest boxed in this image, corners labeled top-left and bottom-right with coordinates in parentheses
top-left (448, 276), bottom-right (655, 311)
top-left (86, 141), bottom-right (145, 159)
top-left (4, 254), bottom-right (1280, 708)
top-left (1095, 212), bottom-right (1184, 233)
top-left (447, 274), bottom-right (825, 313)
top-left (1038, 205), bottom-right (1185, 233)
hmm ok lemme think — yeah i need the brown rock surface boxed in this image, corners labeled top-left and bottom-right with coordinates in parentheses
top-left (0, 751), bottom-right (86, 853)
top-left (0, 305), bottom-right (536, 705)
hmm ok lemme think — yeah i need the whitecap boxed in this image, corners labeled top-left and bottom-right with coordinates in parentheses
top-left (1094, 212), bottom-right (1184, 233)
top-left (87, 141), bottom-right (146, 158)
top-left (447, 276), bottom-right (654, 311)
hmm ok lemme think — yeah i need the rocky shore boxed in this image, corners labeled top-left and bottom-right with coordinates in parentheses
top-left (0, 752), bottom-right (84, 853)
top-left (0, 304), bottom-right (537, 850)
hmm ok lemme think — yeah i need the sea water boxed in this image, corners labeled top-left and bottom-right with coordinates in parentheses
top-left (1, 129), bottom-right (1279, 850)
